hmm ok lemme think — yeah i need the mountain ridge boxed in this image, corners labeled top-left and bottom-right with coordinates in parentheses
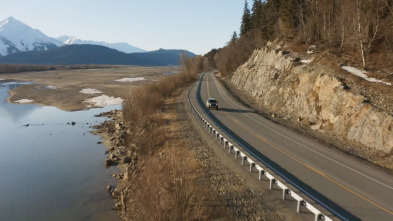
top-left (0, 44), bottom-right (195, 66)
top-left (57, 35), bottom-right (146, 53)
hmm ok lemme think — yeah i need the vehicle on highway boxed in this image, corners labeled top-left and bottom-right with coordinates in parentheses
top-left (206, 98), bottom-right (219, 110)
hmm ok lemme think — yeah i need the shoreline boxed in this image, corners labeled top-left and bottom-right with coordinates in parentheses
top-left (0, 80), bottom-right (122, 220)
top-left (0, 67), bottom-right (179, 218)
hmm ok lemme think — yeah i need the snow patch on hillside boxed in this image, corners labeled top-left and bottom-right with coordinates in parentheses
top-left (301, 59), bottom-right (312, 64)
top-left (342, 66), bottom-right (392, 86)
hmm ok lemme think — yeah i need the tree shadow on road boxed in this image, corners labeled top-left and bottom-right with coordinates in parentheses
top-left (213, 107), bottom-right (254, 114)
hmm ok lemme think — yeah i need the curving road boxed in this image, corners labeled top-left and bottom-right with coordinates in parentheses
top-left (188, 71), bottom-right (393, 220)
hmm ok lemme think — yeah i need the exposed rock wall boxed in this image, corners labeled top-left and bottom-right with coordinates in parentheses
top-left (231, 42), bottom-right (393, 153)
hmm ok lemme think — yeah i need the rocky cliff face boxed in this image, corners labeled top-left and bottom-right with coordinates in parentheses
top-left (231, 41), bottom-right (393, 153)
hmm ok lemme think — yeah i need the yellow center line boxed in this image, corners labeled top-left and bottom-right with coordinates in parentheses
top-left (205, 73), bottom-right (393, 216)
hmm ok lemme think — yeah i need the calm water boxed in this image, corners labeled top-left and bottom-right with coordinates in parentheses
top-left (0, 82), bottom-right (121, 221)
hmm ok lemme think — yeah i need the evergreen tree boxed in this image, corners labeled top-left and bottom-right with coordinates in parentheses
top-left (251, 0), bottom-right (263, 30)
top-left (240, 0), bottom-right (252, 36)
top-left (230, 31), bottom-right (238, 44)
top-left (278, 0), bottom-right (298, 31)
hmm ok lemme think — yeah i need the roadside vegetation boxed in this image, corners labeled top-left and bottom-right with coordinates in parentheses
top-left (121, 55), bottom-right (214, 219)
top-left (213, 0), bottom-right (393, 76)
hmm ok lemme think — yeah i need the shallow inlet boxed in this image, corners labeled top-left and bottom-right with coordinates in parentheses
top-left (0, 82), bottom-right (121, 221)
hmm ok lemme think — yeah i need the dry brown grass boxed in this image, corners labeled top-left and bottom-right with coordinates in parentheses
top-left (214, 31), bottom-right (266, 76)
top-left (127, 145), bottom-right (209, 220)
top-left (123, 55), bottom-right (201, 128)
top-left (122, 71), bottom-right (199, 156)
top-left (120, 55), bottom-right (223, 220)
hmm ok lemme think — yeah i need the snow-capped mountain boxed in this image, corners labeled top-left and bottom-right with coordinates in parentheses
top-left (0, 17), bottom-right (64, 56)
top-left (57, 35), bottom-right (146, 53)
top-left (0, 17), bottom-right (146, 56)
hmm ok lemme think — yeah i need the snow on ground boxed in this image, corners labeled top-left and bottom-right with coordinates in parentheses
top-left (0, 78), bottom-right (5, 81)
top-left (342, 66), bottom-right (392, 86)
top-left (80, 88), bottom-right (102, 94)
top-left (14, 99), bottom-right (34, 103)
top-left (83, 95), bottom-right (123, 107)
top-left (45, 85), bottom-right (56, 89)
top-left (301, 59), bottom-right (312, 64)
top-left (115, 77), bottom-right (145, 82)
top-left (307, 45), bottom-right (316, 54)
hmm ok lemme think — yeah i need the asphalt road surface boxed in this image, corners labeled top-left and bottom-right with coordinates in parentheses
top-left (189, 71), bottom-right (393, 221)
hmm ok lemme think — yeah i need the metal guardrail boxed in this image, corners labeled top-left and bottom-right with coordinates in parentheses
top-left (187, 74), bottom-right (335, 221)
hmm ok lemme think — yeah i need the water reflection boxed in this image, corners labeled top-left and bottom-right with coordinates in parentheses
top-left (0, 82), bottom-right (40, 123)
top-left (0, 82), bottom-right (120, 221)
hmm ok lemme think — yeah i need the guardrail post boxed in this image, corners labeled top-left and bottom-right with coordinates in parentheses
top-left (241, 156), bottom-right (246, 165)
top-left (297, 200), bottom-right (305, 213)
top-left (224, 141), bottom-right (228, 149)
top-left (259, 170), bottom-right (264, 180)
top-left (234, 150), bottom-right (238, 159)
top-left (283, 189), bottom-right (289, 200)
top-left (314, 213), bottom-right (322, 221)
top-left (269, 178), bottom-right (276, 190)
top-left (229, 145), bottom-right (232, 154)
top-left (250, 162), bottom-right (255, 172)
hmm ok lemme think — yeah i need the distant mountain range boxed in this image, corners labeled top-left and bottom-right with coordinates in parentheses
top-left (0, 45), bottom-right (195, 66)
top-left (57, 35), bottom-right (146, 53)
top-left (0, 16), bottom-right (145, 55)
top-left (0, 17), bottom-right (195, 66)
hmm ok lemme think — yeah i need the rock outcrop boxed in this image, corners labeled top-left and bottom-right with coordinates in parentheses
top-left (231, 41), bottom-right (393, 153)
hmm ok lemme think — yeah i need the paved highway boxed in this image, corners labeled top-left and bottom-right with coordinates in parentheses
top-left (189, 71), bottom-right (393, 220)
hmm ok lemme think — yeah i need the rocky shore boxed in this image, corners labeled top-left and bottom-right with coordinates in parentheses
top-left (91, 109), bottom-right (133, 212)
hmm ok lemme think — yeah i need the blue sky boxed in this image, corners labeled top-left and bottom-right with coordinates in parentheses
top-left (1, 0), bottom-right (245, 54)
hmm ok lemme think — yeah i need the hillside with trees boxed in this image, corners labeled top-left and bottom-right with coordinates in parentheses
top-left (214, 0), bottom-right (393, 76)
